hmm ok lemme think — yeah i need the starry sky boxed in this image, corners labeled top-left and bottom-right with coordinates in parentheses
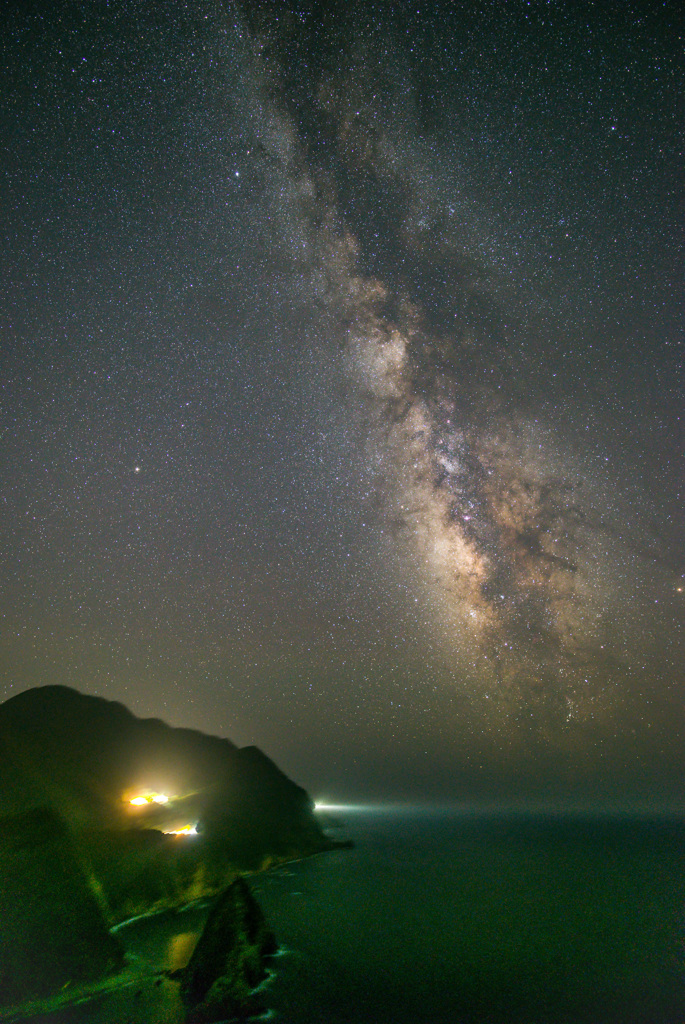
top-left (1, 0), bottom-right (682, 803)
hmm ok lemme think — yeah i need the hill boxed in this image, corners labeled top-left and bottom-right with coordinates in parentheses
top-left (0, 685), bottom-right (322, 851)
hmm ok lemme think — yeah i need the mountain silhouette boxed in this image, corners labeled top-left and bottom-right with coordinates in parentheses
top-left (0, 685), bottom-right (320, 849)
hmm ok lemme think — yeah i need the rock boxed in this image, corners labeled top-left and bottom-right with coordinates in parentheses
top-left (179, 877), bottom-right (277, 1022)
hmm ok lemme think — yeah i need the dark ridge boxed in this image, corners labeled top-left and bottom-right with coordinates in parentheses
top-left (0, 685), bottom-right (336, 904)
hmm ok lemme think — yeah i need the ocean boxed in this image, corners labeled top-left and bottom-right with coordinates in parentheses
top-left (19, 807), bottom-right (685, 1023)
top-left (253, 807), bottom-right (685, 1023)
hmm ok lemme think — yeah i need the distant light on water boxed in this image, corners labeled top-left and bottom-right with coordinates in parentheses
top-left (314, 800), bottom-right (685, 817)
top-left (314, 802), bottom-right (397, 813)
top-left (315, 802), bottom-right (362, 812)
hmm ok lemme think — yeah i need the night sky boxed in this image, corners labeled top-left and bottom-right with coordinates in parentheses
top-left (1, 0), bottom-right (682, 803)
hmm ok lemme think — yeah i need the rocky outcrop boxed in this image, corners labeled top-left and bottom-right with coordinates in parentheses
top-left (0, 807), bottom-right (124, 1008)
top-left (179, 877), bottom-right (277, 1022)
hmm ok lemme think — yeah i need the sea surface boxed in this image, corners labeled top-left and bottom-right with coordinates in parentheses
top-left (253, 807), bottom-right (685, 1024)
top-left (16, 808), bottom-right (685, 1023)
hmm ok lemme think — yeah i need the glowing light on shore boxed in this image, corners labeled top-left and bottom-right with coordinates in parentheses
top-left (130, 796), bottom-right (149, 806)
top-left (165, 824), bottom-right (198, 835)
top-left (152, 793), bottom-right (168, 803)
top-left (129, 792), bottom-right (170, 806)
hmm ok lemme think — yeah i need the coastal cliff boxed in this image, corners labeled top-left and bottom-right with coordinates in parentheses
top-left (0, 685), bottom-right (337, 1012)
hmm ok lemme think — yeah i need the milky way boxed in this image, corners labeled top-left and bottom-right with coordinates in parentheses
top-left (0, 1), bottom-right (682, 799)
top-left (233, 2), bottom-right (682, 754)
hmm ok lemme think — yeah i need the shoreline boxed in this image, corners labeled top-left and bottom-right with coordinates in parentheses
top-left (0, 837), bottom-right (352, 1023)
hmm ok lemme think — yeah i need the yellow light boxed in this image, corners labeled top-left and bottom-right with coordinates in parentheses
top-left (166, 825), bottom-right (198, 835)
top-left (129, 792), bottom-right (170, 806)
